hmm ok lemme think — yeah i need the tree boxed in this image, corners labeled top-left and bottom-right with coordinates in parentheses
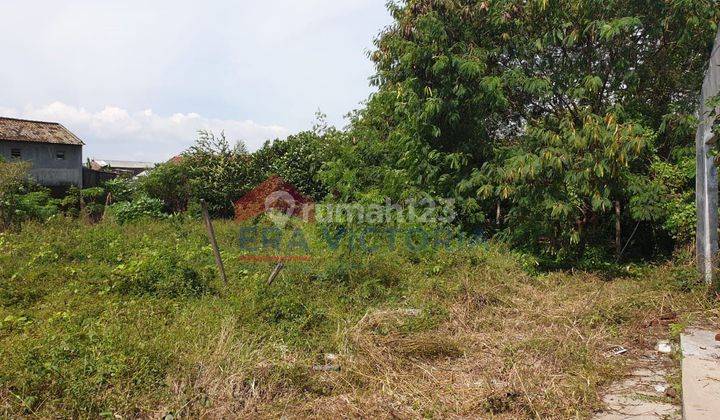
top-left (183, 131), bottom-right (255, 217)
top-left (333, 0), bottom-right (719, 260)
top-left (253, 114), bottom-right (342, 201)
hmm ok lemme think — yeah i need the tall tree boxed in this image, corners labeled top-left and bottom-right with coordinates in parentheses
top-left (329, 0), bottom-right (719, 260)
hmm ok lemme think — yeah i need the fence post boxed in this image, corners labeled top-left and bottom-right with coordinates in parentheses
top-left (200, 199), bottom-right (228, 285)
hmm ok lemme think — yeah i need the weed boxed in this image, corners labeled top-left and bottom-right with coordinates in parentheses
top-left (0, 218), bottom-right (716, 418)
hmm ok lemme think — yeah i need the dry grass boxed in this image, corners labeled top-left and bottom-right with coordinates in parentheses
top-left (3, 219), bottom-right (716, 418)
top-left (162, 319), bottom-right (318, 418)
top-left (165, 257), bottom-right (717, 419)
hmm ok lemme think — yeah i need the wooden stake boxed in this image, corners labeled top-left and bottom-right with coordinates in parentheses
top-left (614, 200), bottom-right (621, 257)
top-left (79, 190), bottom-right (88, 223)
top-left (200, 199), bottom-right (228, 285)
top-left (267, 261), bottom-right (285, 286)
top-left (101, 192), bottom-right (113, 221)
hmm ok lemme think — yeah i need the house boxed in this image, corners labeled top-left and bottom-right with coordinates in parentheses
top-left (0, 117), bottom-right (84, 188)
top-left (167, 154), bottom-right (184, 165)
top-left (88, 159), bottom-right (155, 177)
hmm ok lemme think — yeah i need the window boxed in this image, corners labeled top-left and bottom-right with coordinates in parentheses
top-left (56, 150), bottom-right (66, 160)
top-left (10, 148), bottom-right (21, 159)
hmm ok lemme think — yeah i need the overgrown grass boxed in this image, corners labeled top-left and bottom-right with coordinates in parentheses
top-left (0, 217), bottom-right (716, 418)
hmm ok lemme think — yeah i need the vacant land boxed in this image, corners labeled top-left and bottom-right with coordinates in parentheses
top-left (0, 218), bottom-right (716, 418)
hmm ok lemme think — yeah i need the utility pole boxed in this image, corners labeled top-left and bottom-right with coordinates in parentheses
top-left (695, 28), bottom-right (720, 286)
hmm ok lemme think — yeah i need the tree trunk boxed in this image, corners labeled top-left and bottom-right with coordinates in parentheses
top-left (577, 212), bottom-right (588, 259)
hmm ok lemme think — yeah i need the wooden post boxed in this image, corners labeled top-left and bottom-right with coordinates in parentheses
top-left (79, 190), bottom-right (88, 223)
top-left (614, 201), bottom-right (621, 257)
top-left (200, 199), bottom-right (228, 285)
top-left (695, 28), bottom-right (720, 287)
top-left (267, 261), bottom-right (285, 286)
top-left (101, 192), bottom-right (113, 221)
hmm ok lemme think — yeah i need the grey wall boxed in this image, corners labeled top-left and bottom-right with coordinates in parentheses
top-left (0, 141), bottom-right (82, 187)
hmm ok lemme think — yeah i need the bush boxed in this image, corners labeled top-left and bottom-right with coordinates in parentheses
top-left (108, 196), bottom-right (167, 224)
top-left (252, 117), bottom-right (341, 200)
top-left (0, 160), bottom-right (61, 228)
top-left (110, 247), bottom-right (214, 298)
top-left (183, 131), bottom-right (257, 217)
top-left (103, 178), bottom-right (137, 203)
top-left (0, 159), bottom-right (32, 229)
top-left (16, 190), bottom-right (59, 222)
top-left (137, 161), bottom-right (191, 213)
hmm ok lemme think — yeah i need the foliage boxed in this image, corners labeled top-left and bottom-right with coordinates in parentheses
top-left (325, 0), bottom-right (719, 261)
top-left (0, 159), bottom-right (33, 228)
top-left (0, 160), bottom-right (60, 229)
top-left (489, 111), bottom-right (654, 257)
top-left (182, 131), bottom-right (256, 217)
top-left (628, 149), bottom-right (697, 243)
top-left (108, 196), bottom-right (167, 224)
top-left (15, 191), bottom-right (60, 223)
top-left (137, 161), bottom-right (191, 213)
top-left (141, 122), bottom-right (339, 218)
top-left (103, 178), bottom-right (136, 203)
top-left (110, 244), bottom-right (214, 298)
top-left (253, 116), bottom-right (341, 200)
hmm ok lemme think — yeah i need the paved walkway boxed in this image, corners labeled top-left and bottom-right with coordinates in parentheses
top-left (681, 329), bottom-right (720, 419)
top-left (593, 347), bottom-right (680, 420)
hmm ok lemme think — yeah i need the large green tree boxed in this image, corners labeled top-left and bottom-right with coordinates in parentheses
top-left (327, 0), bottom-right (718, 260)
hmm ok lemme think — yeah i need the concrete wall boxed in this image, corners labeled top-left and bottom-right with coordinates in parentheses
top-left (0, 141), bottom-right (82, 187)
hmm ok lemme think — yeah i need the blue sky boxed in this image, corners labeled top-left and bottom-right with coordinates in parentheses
top-left (0, 0), bottom-right (393, 161)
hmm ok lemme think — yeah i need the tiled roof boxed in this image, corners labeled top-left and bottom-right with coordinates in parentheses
top-left (0, 117), bottom-right (84, 146)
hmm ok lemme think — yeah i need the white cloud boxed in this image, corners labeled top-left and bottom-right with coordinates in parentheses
top-left (0, 1), bottom-right (392, 161)
top-left (0, 1), bottom-right (392, 135)
top-left (1, 102), bottom-right (290, 162)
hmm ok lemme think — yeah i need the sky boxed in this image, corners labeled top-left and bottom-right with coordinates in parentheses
top-left (0, 0), bottom-right (393, 161)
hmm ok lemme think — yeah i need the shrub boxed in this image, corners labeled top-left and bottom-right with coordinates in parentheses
top-left (0, 159), bottom-right (32, 229)
top-left (0, 160), bottom-right (61, 228)
top-left (16, 190), bottom-right (59, 222)
top-left (108, 196), bottom-right (167, 224)
top-left (103, 178), bottom-right (137, 203)
top-left (110, 246), bottom-right (214, 298)
top-left (183, 131), bottom-right (256, 217)
top-left (137, 161), bottom-right (191, 213)
top-left (252, 117), bottom-right (341, 200)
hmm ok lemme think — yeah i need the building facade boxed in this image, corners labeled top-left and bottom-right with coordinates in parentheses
top-left (0, 117), bottom-right (84, 187)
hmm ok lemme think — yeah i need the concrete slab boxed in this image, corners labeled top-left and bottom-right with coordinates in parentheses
top-left (681, 329), bottom-right (720, 419)
top-left (595, 391), bottom-right (677, 419)
top-left (594, 350), bottom-right (680, 420)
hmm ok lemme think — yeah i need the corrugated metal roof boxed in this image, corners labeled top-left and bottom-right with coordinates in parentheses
top-left (0, 117), bottom-right (84, 146)
top-left (92, 160), bottom-right (155, 169)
